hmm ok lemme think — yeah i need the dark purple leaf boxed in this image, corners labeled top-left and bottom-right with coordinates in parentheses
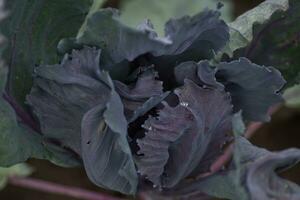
top-left (216, 57), bottom-right (286, 121)
top-left (27, 47), bottom-right (110, 155)
top-left (114, 67), bottom-right (167, 122)
top-left (136, 79), bottom-right (232, 188)
top-left (27, 47), bottom-right (138, 194)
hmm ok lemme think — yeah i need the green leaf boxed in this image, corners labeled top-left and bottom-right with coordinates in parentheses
top-left (221, 0), bottom-right (289, 57)
top-left (0, 65), bottom-right (80, 167)
top-left (1, 0), bottom-right (93, 108)
top-left (119, 0), bottom-right (233, 36)
top-left (284, 84), bottom-right (300, 108)
top-left (0, 0), bottom-right (81, 168)
top-left (236, 0), bottom-right (300, 87)
top-left (0, 66), bottom-right (43, 166)
top-left (0, 163), bottom-right (33, 190)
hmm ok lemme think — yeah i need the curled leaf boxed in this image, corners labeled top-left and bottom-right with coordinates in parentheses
top-left (174, 60), bottom-right (223, 89)
top-left (27, 47), bottom-right (110, 155)
top-left (114, 67), bottom-right (167, 122)
top-left (246, 148), bottom-right (300, 200)
top-left (81, 89), bottom-right (138, 195)
top-left (172, 137), bottom-right (300, 200)
top-left (137, 79), bottom-right (232, 188)
top-left (59, 8), bottom-right (229, 68)
top-left (216, 58), bottom-right (286, 122)
top-left (27, 47), bottom-right (138, 194)
top-left (174, 58), bottom-right (285, 122)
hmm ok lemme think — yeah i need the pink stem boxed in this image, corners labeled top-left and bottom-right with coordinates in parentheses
top-left (8, 177), bottom-right (123, 200)
top-left (209, 105), bottom-right (280, 175)
top-left (209, 122), bottom-right (263, 173)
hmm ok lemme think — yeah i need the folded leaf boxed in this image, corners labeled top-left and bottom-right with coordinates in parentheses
top-left (164, 10), bottom-right (228, 57)
top-left (147, 10), bottom-right (230, 89)
top-left (58, 8), bottom-right (229, 84)
top-left (28, 47), bottom-right (138, 194)
top-left (216, 58), bottom-right (286, 121)
top-left (247, 148), bottom-right (300, 200)
top-left (137, 79), bottom-right (232, 188)
top-left (174, 60), bottom-right (223, 89)
top-left (174, 58), bottom-right (285, 122)
top-left (81, 90), bottom-right (138, 195)
top-left (1, 57), bottom-right (80, 167)
top-left (27, 47), bottom-right (110, 155)
top-left (65, 8), bottom-right (171, 65)
top-left (172, 133), bottom-right (300, 200)
top-left (115, 67), bottom-right (167, 122)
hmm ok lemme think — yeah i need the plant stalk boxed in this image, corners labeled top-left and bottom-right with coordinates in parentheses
top-left (8, 176), bottom-right (123, 200)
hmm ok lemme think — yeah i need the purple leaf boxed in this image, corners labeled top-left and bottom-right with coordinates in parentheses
top-left (136, 79), bottom-right (232, 188)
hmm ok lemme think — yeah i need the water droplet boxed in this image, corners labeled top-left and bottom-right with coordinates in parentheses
top-left (180, 102), bottom-right (189, 107)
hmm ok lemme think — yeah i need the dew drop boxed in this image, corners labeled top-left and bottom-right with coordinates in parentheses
top-left (180, 102), bottom-right (189, 107)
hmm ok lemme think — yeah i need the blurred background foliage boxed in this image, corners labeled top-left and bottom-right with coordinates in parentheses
top-left (0, 0), bottom-right (299, 199)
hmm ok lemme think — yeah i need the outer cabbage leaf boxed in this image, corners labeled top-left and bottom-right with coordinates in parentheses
top-left (0, 1), bottom-right (80, 168)
top-left (58, 8), bottom-right (229, 83)
top-left (0, 66), bottom-right (46, 166)
top-left (174, 58), bottom-right (285, 122)
top-left (27, 47), bottom-right (138, 194)
top-left (163, 10), bottom-right (228, 57)
top-left (136, 79), bottom-right (232, 188)
top-left (148, 10), bottom-right (229, 89)
top-left (1, 0), bottom-right (93, 108)
top-left (120, 0), bottom-right (233, 36)
top-left (81, 85), bottom-right (138, 195)
top-left (171, 114), bottom-right (300, 200)
top-left (216, 58), bottom-right (285, 122)
top-left (1, 66), bottom-right (80, 168)
top-left (60, 8), bottom-right (171, 66)
top-left (27, 47), bottom-right (110, 155)
top-left (246, 147), bottom-right (300, 200)
top-left (173, 137), bottom-right (300, 200)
